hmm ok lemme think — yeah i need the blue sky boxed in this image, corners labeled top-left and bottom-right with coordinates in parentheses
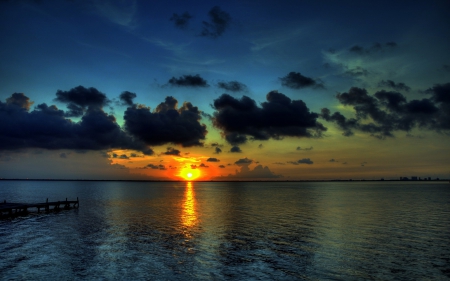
top-left (0, 0), bottom-right (449, 180)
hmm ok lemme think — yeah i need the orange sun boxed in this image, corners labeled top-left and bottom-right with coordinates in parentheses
top-left (178, 167), bottom-right (201, 181)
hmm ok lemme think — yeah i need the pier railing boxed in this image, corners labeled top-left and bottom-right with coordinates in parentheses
top-left (0, 198), bottom-right (79, 218)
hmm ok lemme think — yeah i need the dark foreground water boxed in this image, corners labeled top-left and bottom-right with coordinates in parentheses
top-left (0, 181), bottom-right (449, 280)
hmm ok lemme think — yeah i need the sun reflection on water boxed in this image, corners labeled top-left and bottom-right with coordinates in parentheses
top-left (182, 181), bottom-right (196, 227)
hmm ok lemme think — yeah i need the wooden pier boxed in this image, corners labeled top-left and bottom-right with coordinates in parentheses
top-left (0, 198), bottom-right (79, 218)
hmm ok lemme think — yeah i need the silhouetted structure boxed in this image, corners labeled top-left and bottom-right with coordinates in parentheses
top-left (0, 198), bottom-right (79, 218)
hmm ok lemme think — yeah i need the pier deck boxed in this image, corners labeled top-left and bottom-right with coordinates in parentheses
top-left (0, 198), bottom-right (79, 218)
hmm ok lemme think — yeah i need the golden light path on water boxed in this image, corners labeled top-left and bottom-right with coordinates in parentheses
top-left (182, 181), bottom-right (196, 227)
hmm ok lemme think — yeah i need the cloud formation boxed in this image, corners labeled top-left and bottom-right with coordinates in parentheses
top-left (224, 164), bottom-right (281, 179)
top-left (206, 157), bottom-right (220, 162)
top-left (344, 66), bottom-right (369, 77)
top-left (296, 146), bottom-right (313, 151)
top-left (146, 164), bottom-right (166, 170)
top-left (170, 12), bottom-right (192, 29)
top-left (124, 96), bottom-right (207, 147)
top-left (217, 81), bottom-right (248, 92)
top-left (7, 93), bottom-right (34, 110)
top-left (235, 157), bottom-right (252, 165)
top-left (167, 74), bottom-right (209, 87)
top-left (200, 6), bottom-right (231, 38)
top-left (163, 147), bottom-right (181, 156)
top-left (0, 92), bottom-right (152, 154)
top-left (288, 158), bottom-right (314, 165)
top-left (321, 84), bottom-right (450, 138)
top-left (212, 91), bottom-right (326, 145)
top-left (349, 42), bottom-right (397, 55)
top-left (378, 80), bottom-right (410, 92)
top-left (230, 146), bottom-right (242, 153)
top-left (119, 91), bottom-right (137, 106)
top-left (54, 86), bottom-right (109, 117)
top-left (280, 72), bottom-right (324, 89)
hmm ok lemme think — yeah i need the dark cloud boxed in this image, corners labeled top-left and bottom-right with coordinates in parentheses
top-left (288, 158), bottom-right (313, 165)
top-left (170, 12), bottom-right (192, 29)
top-left (217, 81), bottom-right (248, 92)
top-left (235, 157), bottom-right (252, 165)
top-left (119, 154), bottom-right (129, 159)
top-left (349, 42), bottom-right (397, 55)
top-left (321, 84), bottom-right (450, 138)
top-left (0, 93), bottom-right (153, 154)
top-left (329, 159), bottom-right (338, 162)
top-left (147, 164), bottom-right (166, 170)
top-left (212, 91), bottom-right (326, 145)
top-left (219, 165), bottom-right (225, 168)
top-left (222, 164), bottom-right (281, 179)
top-left (124, 96), bottom-right (207, 147)
top-left (258, 144), bottom-right (263, 149)
top-left (7, 93), bottom-right (34, 110)
top-left (199, 163), bottom-right (209, 168)
top-left (426, 83), bottom-right (450, 104)
top-left (147, 164), bottom-right (159, 169)
top-left (111, 163), bottom-right (127, 170)
top-left (378, 80), bottom-right (411, 92)
top-left (119, 91), bottom-right (137, 106)
top-left (206, 157), bottom-right (220, 162)
top-left (280, 72), bottom-right (324, 89)
top-left (349, 45), bottom-right (364, 54)
top-left (167, 74), bottom-right (209, 87)
top-left (200, 6), bottom-right (231, 38)
top-left (54, 86), bottom-right (109, 117)
top-left (162, 147), bottom-right (181, 156)
top-left (296, 146), bottom-right (313, 151)
top-left (386, 42), bottom-right (397, 47)
top-left (229, 146), bottom-right (242, 153)
top-left (214, 147), bottom-right (222, 154)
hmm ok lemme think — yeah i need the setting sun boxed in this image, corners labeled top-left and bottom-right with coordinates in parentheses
top-left (178, 167), bottom-right (201, 181)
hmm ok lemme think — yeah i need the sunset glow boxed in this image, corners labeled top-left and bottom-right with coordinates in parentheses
top-left (0, 1), bottom-right (449, 181)
top-left (182, 182), bottom-right (196, 227)
top-left (178, 168), bottom-right (201, 181)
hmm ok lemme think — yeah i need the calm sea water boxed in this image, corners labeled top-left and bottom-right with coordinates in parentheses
top-left (0, 181), bottom-right (449, 280)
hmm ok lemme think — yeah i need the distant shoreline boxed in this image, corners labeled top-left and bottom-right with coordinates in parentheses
top-left (0, 179), bottom-right (448, 183)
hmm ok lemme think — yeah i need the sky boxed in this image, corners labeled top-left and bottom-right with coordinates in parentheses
top-left (0, 0), bottom-right (449, 181)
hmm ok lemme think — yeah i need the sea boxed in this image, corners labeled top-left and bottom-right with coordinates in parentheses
top-left (0, 180), bottom-right (449, 280)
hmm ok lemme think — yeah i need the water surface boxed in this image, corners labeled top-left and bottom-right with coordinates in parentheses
top-left (1, 181), bottom-right (449, 280)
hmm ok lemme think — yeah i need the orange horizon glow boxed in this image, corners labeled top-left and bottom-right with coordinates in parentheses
top-left (178, 167), bottom-right (201, 181)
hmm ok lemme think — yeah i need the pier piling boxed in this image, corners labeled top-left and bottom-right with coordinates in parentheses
top-left (0, 198), bottom-right (79, 218)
